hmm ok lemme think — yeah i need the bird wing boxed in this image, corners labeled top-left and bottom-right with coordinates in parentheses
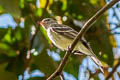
top-left (49, 23), bottom-right (78, 39)
top-left (49, 23), bottom-right (91, 50)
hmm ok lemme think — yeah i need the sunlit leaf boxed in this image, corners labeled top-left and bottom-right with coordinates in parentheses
top-left (89, 0), bottom-right (98, 5)
top-left (109, 35), bottom-right (117, 48)
top-left (2, 28), bottom-right (12, 43)
top-left (40, 27), bottom-right (51, 44)
top-left (15, 31), bottom-right (22, 41)
top-left (40, 0), bottom-right (47, 8)
top-left (19, 0), bottom-right (24, 8)
top-left (34, 8), bottom-right (42, 17)
top-left (0, 5), bottom-right (3, 13)
top-left (61, 0), bottom-right (67, 11)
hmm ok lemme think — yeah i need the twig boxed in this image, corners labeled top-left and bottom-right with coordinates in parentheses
top-left (30, 0), bottom-right (49, 49)
top-left (26, 0), bottom-right (49, 60)
top-left (30, 0), bottom-right (49, 50)
top-left (60, 73), bottom-right (65, 80)
top-left (113, 32), bottom-right (120, 34)
top-left (105, 58), bottom-right (120, 80)
top-left (112, 7), bottom-right (120, 22)
top-left (47, 0), bottom-right (120, 80)
top-left (24, 0), bottom-right (49, 78)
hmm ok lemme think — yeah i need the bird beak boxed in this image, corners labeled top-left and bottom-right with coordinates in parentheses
top-left (40, 21), bottom-right (43, 25)
top-left (40, 21), bottom-right (45, 25)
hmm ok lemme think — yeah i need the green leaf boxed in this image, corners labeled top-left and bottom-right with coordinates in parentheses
top-left (34, 8), bottom-right (42, 17)
top-left (0, 0), bottom-right (21, 18)
top-left (0, 42), bottom-right (16, 57)
top-left (6, 47), bottom-right (27, 76)
top-left (64, 56), bottom-right (79, 79)
top-left (87, 19), bottom-right (114, 66)
top-left (0, 54), bottom-right (10, 64)
top-left (0, 63), bottom-right (17, 80)
top-left (14, 30), bottom-right (22, 41)
top-left (32, 48), bottom-right (57, 77)
top-left (40, 27), bottom-right (51, 45)
top-left (0, 5), bottom-right (3, 13)
top-left (89, 0), bottom-right (98, 5)
top-left (0, 28), bottom-right (8, 40)
top-left (2, 28), bottom-right (12, 44)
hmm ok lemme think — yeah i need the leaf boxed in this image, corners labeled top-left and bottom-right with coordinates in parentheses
top-left (66, 0), bottom-right (96, 19)
top-left (109, 35), bottom-right (117, 48)
top-left (0, 63), bottom-right (17, 80)
top-left (2, 28), bottom-right (12, 44)
top-left (34, 8), bottom-right (42, 17)
top-left (40, 27), bottom-right (51, 45)
top-left (5, 45), bottom-right (28, 76)
top-left (32, 48), bottom-right (58, 77)
top-left (61, 0), bottom-right (67, 11)
top-left (0, 5), bottom-right (3, 13)
top-left (64, 55), bottom-right (79, 79)
top-left (0, 28), bottom-right (8, 39)
top-left (89, 0), bottom-right (98, 5)
top-left (0, 0), bottom-right (21, 18)
top-left (87, 20), bottom-right (114, 66)
top-left (0, 54), bottom-right (10, 64)
top-left (50, 1), bottom-right (64, 16)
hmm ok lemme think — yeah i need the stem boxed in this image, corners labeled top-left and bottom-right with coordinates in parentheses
top-left (105, 58), bottom-right (120, 80)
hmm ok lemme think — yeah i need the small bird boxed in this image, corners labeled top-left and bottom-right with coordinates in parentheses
top-left (40, 18), bottom-right (104, 73)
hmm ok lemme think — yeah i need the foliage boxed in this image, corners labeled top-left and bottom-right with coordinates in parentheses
top-left (0, 0), bottom-right (119, 80)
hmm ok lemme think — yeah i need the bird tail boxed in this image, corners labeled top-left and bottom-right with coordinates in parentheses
top-left (89, 55), bottom-right (104, 73)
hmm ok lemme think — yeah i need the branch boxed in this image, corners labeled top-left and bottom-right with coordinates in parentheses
top-left (24, 0), bottom-right (49, 78)
top-left (26, 0), bottom-right (49, 60)
top-left (105, 58), bottom-right (120, 80)
top-left (47, 0), bottom-right (120, 80)
top-left (30, 0), bottom-right (49, 49)
top-left (112, 7), bottom-right (120, 22)
top-left (113, 32), bottom-right (120, 34)
top-left (23, 1), bottom-right (49, 79)
top-left (60, 74), bottom-right (65, 80)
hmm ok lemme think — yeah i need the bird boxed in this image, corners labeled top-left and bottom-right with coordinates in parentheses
top-left (40, 18), bottom-right (104, 73)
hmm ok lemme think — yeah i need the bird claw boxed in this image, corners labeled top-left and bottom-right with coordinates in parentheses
top-left (66, 45), bottom-right (73, 54)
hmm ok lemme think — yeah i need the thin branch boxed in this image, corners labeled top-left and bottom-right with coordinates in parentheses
top-left (30, 0), bottom-right (49, 49)
top-left (112, 7), bottom-right (120, 23)
top-left (105, 58), bottom-right (120, 80)
top-left (26, 0), bottom-right (49, 60)
top-left (89, 67), bottom-right (108, 79)
top-left (24, 0), bottom-right (49, 77)
top-left (60, 73), bottom-right (65, 80)
top-left (47, 0), bottom-right (120, 80)
top-left (113, 32), bottom-right (120, 34)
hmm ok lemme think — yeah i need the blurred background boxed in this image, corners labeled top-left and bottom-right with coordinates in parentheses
top-left (0, 0), bottom-right (120, 80)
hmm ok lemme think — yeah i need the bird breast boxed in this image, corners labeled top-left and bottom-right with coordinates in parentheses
top-left (47, 27), bottom-right (72, 50)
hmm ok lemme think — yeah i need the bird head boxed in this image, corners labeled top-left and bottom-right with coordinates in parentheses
top-left (40, 18), bottom-right (57, 30)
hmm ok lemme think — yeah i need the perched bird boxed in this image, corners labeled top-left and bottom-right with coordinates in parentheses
top-left (40, 18), bottom-right (104, 73)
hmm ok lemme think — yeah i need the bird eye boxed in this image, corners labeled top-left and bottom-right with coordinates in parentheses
top-left (46, 19), bottom-right (50, 21)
